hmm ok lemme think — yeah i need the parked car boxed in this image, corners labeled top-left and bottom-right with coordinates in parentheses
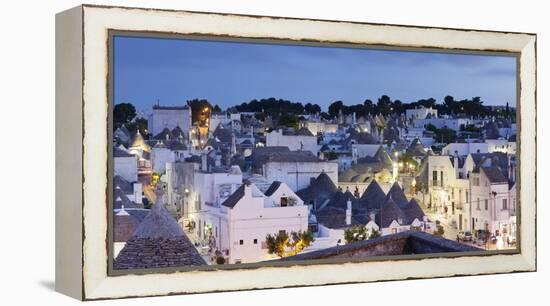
top-left (458, 231), bottom-right (473, 242)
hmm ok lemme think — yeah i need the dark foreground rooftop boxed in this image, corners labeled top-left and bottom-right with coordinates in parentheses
top-left (114, 192), bottom-right (206, 269)
top-left (280, 231), bottom-right (481, 261)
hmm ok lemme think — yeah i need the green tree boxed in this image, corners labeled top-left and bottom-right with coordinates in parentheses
top-left (377, 95), bottom-right (392, 115)
top-left (265, 230), bottom-right (314, 258)
top-left (325, 151), bottom-right (338, 160)
top-left (113, 102), bottom-right (136, 129)
top-left (436, 127), bottom-right (457, 143)
top-left (369, 229), bottom-right (381, 239)
top-left (328, 100), bottom-right (344, 118)
top-left (126, 117), bottom-right (148, 137)
top-left (344, 226), bottom-right (368, 243)
top-left (278, 113), bottom-right (299, 130)
top-left (433, 224), bottom-right (445, 236)
top-left (187, 99), bottom-right (212, 125)
top-left (344, 226), bottom-right (380, 243)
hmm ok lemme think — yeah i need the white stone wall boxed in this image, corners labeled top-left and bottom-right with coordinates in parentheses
top-left (470, 170), bottom-right (512, 235)
top-left (442, 142), bottom-right (489, 155)
top-left (415, 118), bottom-right (470, 132)
top-left (486, 139), bottom-right (516, 154)
top-left (266, 129), bottom-right (319, 155)
top-left (148, 107), bottom-right (191, 136)
top-left (426, 155), bottom-right (471, 230)
top-left (202, 184), bottom-right (309, 264)
top-left (406, 107), bottom-right (438, 120)
top-left (151, 147), bottom-right (175, 173)
top-left (301, 121), bottom-right (338, 135)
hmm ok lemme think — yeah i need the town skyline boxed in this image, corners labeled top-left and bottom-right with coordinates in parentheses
top-left (114, 36), bottom-right (517, 112)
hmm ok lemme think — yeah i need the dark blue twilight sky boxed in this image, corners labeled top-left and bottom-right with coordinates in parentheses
top-left (113, 36), bottom-right (517, 112)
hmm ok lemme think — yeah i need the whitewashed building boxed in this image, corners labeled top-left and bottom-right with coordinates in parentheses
top-left (197, 181), bottom-right (309, 264)
top-left (114, 146), bottom-right (138, 182)
top-left (442, 142), bottom-right (489, 156)
top-left (424, 154), bottom-right (471, 231)
top-left (469, 166), bottom-right (515, 239)
top-left (300, 120), bottom-right (338, 136)
top-left (406, 106), bottom-right (438, 120)
top-left (258, 150), bottom-right (338, 191)
top-left (414, 118), bottom-right (471, 132)
top-left (266, 128), bottom-right (319, 155)
top-left (148, 104), bottom-right (192, 136)
top-left (485, 139), bottom-right (517, 154)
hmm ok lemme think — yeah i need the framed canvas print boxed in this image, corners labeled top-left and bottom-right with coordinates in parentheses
top-left (55, 4), bottom-right (537, 300)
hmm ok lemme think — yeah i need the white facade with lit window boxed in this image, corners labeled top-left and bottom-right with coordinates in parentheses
top-left (469, 168), bottom-right (515, 240)
top-left (199, 182), bottom-right (309, 264)
top-left (426, 155), bottom-right (471, 232)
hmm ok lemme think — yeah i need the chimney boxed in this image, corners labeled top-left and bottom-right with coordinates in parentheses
top-left (454, 150), bottom-right (460, 178)
top-left (346, 199), bottom-right (352, 225)
top-left (508, 155), bottom-right (515, 182)
top-left (369, 211), bottom-right (377, 225)
top-left (201, 154), bottom-right (208, 171)
top-left (243, 181), bottom-right (252, 197)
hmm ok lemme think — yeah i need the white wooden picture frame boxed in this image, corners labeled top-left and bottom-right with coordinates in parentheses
top-left (55, 4), bottom-right (536, 300)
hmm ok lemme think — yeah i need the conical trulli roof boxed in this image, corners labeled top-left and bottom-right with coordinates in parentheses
top-left (130, 130), bottom-right (151, 152)
top-left (403, 198), bottom-right (425, 225)
top-left (133, 190), bottom-right (184, 238)
top-left (359, 180), bottom-right (387, 210)
top-left (114, 187), bottom-right (206, 269)
top-left (386, 182), bottom-right (409, 209)
top-left (378, 196), bottom-right (405, 228)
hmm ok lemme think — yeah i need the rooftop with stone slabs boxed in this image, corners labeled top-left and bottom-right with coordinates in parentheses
top-left (280, 231), bottom-right (481, 261)
top-left (114, 187), bottom-right (206, 269)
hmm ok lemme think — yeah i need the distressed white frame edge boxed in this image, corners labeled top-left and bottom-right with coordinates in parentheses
top-left (77, 5), bottom-right (535, 300)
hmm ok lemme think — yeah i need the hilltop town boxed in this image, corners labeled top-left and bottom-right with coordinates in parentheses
top-left (112, 96), bottom-right (517, 269)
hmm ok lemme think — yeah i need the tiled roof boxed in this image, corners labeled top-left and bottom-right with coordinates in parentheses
top-left (114, 210), bottom-right (140, 242)
top-left (221, 184), bottom-right (246, 208)
top-left (133, 202), bottom-right (184, 238)
top-left (114, 146), bottom-right (134, 158)
top-left (296, 172), bottom-right (339, 206)
top-left (406, 139), bottom-right (427, 156)
top-left (358, 180), bottom-right (386, 211)
top-left (402, 199), bottom-right (425, 224)
top-left (264, 181), bottom-right (282, 197)
top-left (386, 182), bottom-right (409, 209)
top-left (113, 188), bottom-right (142, 209)
top-left (279, 231), bottom-right (481, 261)
top-left (114, 190), bottom-right (206, 269)
top-left (293, 127), bottom-right (315, 136)
top-left (251, 147), bottom-right (321, 167)
top-left (113, 236), bottom-right (206, 269)
top-left (114, 175), bottom-right (134, 193)
top-left (482, 166), bottom-right (508, 184)
top-left (315, 207), bottom-right (366, 229)
top-left (377, 197), bottom-right (405, 228)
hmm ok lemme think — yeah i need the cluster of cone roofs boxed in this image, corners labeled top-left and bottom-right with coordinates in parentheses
top-left (298, 172), bottom-right (426, 230)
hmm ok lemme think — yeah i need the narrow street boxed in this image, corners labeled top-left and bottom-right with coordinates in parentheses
top-left (138, 174), bottom-right (156, 204)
